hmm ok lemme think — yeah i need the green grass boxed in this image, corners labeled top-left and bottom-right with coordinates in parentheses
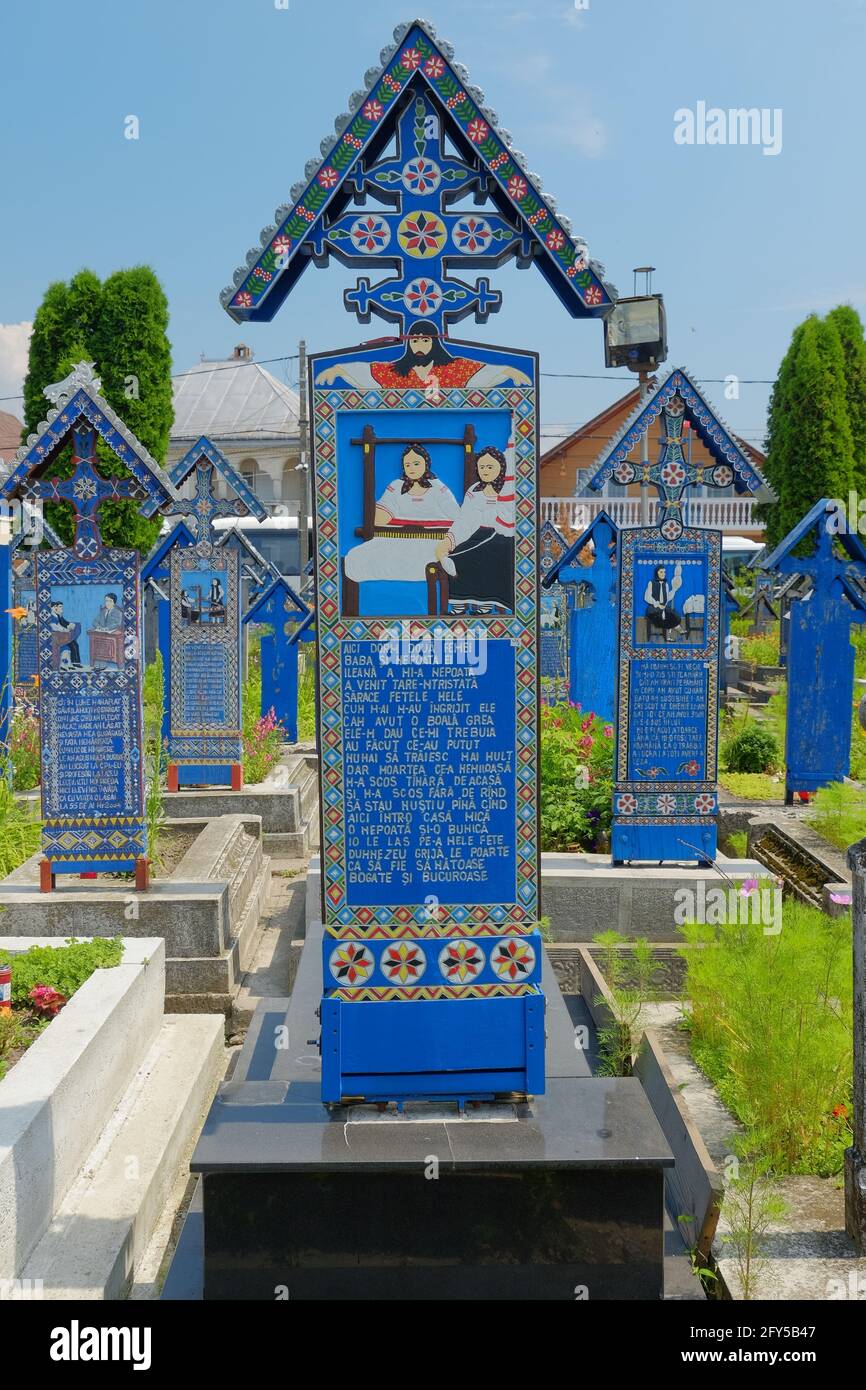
top-left (806, 782), bottom-right (866, 852)
top-left (719, 772), bottom-right (783, 801)
top-left (679, 900), bottom-right (852, 1176)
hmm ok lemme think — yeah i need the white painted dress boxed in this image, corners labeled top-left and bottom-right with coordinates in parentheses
top-left (446, 481), bottom-right (516, 610)
top-left (344, 477), bottom-right (460, 583)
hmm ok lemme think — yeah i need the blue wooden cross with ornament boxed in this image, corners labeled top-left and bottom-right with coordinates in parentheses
top-left (141, 435), bottom-right (267, 551)
top-left (29, 425), bottom-right (142, 560)
top-left (584, 368), bottom-right (772, 539)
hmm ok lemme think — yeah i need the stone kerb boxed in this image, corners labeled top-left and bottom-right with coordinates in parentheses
top-left (0, 937), bottom-right (165, 1282)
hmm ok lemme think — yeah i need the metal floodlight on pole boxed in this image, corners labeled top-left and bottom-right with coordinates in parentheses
top-left (603, 267), bottom-right (669, 524)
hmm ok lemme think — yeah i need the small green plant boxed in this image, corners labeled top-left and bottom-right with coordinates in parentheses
top-left (724, 725), bottom-right (779, 774)
top-left (720, 1133), bottom-right (787, 1300)
top-left (807, 781), bottom-right (866, 853)
top-left (9, 703), bottom-right (40, 791)
top-left (0, 1009), bottom-right (43, 1082)
top-left (0, 767), bottom-right (41, 878)
top-left (1, 936), bottom-right (123, 1006)
top-left (297, 658), bottom-right (317, 742)
top-left (539, 703), bottom-right (614, 851)
top-left (726, 830), bottom-right (749, 857)
top-left (592, 931), bottom-right (660, 1076)
top-left (718, 772), bottom-right (782, 801)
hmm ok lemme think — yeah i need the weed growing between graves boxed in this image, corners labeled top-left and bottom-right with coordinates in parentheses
top-left (143, 654), bottom-right (168, 868)
top-left (724, 725), bottom-right (779, 775)
top-left (719, 1132), bottom-right (788, 1300)
top-left (297, 659), bottom-right (317, 741)
top-left (539, 703), bottom-right (613, 851)
top-left (591, 931), bottom-right (661, 1076)
top-left (0, 937), bottom-right (123, 1080)
top-left (725, 830), bottom-right (750, 857)
top-left (679, 901), bottom-right (852, 1175)
top-left (806, 781), bottom-right (866, 852)
top-left (729, 617), bottom-right (781, 669)
top-left (242, 636), bottom-right (287, 782)
top-left (0, 769), bottom-right (41, 877)
top-left (9, 701), bottom-right (40, 791)
top-left (718, 773), bottom-right (783, 800)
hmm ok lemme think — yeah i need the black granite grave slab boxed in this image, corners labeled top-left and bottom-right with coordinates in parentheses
top-left (174, 923), bottom-right (673, 1301)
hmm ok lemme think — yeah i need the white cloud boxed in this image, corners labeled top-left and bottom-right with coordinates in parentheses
top-left (0, 322), bottom-right (32, 410)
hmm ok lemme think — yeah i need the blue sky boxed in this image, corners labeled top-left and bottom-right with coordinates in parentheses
top-left (1, 0), bottom-right (863, 456)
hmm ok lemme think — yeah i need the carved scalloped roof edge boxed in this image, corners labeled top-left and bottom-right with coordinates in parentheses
top-left (4, 361), bottom-right (179, 501)
top-left (585, 366), bottom-right (773, 498)
top-left (219, 16), bottom-right (618, 312)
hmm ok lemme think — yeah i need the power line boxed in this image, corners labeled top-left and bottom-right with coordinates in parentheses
top-left (0, 352), bottom-right (302, 403)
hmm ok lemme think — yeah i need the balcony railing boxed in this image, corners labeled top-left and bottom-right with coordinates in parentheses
top-left (540, 495), bottom-right (762, 534)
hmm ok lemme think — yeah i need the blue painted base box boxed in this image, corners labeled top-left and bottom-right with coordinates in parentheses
top-left (320, 993), bottom-right (546, 1104)
top-left (612, 821), bottom-right (717, 865)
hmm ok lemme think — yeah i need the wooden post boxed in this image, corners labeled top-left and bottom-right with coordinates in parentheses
top-left (231, 763), bottom-right (243, 791)
top-left (846, 836), bottom-right (866, 1252)
top-left (135, 856), bottom-right (150, 891)
top-left (39, 859), bottom-right (54, 893)
top-left (167, 763), bottom-right (179, 792)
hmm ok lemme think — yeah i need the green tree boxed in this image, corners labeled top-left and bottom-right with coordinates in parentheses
top-left (759, 315), bottom-right (855, 549)
top-left (22, 267), bottom-right (173, 554)
top-left (825, 304), bottom-right (866, 495)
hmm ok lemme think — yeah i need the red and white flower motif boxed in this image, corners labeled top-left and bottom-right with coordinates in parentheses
top-left (713, 464), bottom-right (734, 487)
top-left (401, 47), bottom-right (422, 70)
top-left (453, 216), bottom-right (492, 253)
top-left (295, 205), bottom-right (315, 222)
top-left (546, 229), bottom-right (566, 251)
top-left (467, 118), bottom-right (489, 143)
top-left (584, 284), bottom-right (604, 305)
top-left (328, 942), bottom-right (373, 986)
top-left (350, 214), bottom-right (391, 253)
top-left (491, 938), bottom-right (536, 982)
top-left (318, 166), bottom-right (338, 189)
top-left (657, 794), bottom-right (677, 814)
top-left (682, 760), bottom-right (701, 777)
top-left (362, 99), bottom-right (383, 122)
top-left (382, 942), bottom-right (426, 985)
top-left (507, 174), bottom-right (528, 200)
top-left (694, 794), bottom-right (715, 814)
top-left (661, 518), bottom-right (682, 539)
top-left (614, 463), bottom-right (635, 484)
top-left (233, 291), bottom-right (252, 308)
top-left (271, 235), bottom-right (291, 258)
top-left (446, 90), bottom-right (466, 109)
top-left (617, 793), bottom-right (637, 815)
top-left (402, 156), bottom-right (441, 194)
top-left (423, 55), bottom-right (445, 78)
top-left (661, 461), bottom-right (686, 487)
top-left (252, 267), bottom-right (272, 282)
top-left (438, 939), bottom-right (485, 983)
top-left (403, 278), bottom-right (443, 316)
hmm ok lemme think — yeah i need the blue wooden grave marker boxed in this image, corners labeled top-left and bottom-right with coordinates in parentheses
top-left (242, 575), bottom-right (310, 741)
top-left (542, 509), bottom-right (619, 722)
top-left (9, 509), bottom-right (63, 699)
top-left (584, 368), bottom-right (772, 863)
top-left (141, 437), bottom-right (267, 790)
top-left (761, 498), bottom-right (866, 802)
top-left (721, 570), bottom-right (740, 691)
top-left (0, 362), bottom-right (178, 890)
top-left (221, 17), bottom-right (618, 1103)
top-left (141, 519), bottom-right (196, 738)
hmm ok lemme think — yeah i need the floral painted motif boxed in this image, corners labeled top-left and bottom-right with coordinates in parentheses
top-left (438, 939), bottom-right (485, 983)
top-left (423, 55), bottom-right (445, 78)
top-left (400, 47), bottom-right (422, 69)
top-left (694, 793), bottom-right (715, 813)
top-left (507, 175), bottom-right (528, 200)
top-left (661, 518), bottom-right (682, 539)
top-left (657, 794), bottom-right (677, 814)
top-left (661, 461), bottom-right (686, 487)
top-left (381, 942), bottom-right (426, 984)
top-left (491, 938), bottom-right (536, 981)
top-left (401, 156), bottom-right (441, 194)
top-left (614, 463), bottom-right (635, 484)
top-left (617, 793), bottom-right (637, 815)
top-left (584, 285), bottom-right (604, 306)
top-left (452, 216), bottom-right (492, 253)
top-left (318, 166), bottom-right (339, 188)
top-left (713, 464), bottom-right (734, 487)
top-left (467, 118), bottom-right (489, 143)
top-left (403, 278), bottom-right (443, 315)
top-left (546, 229), bottom-right (566, 251)
top-left (350, 214), bottom-right (391, 253)
top-left (397, 210), bottom-right (447, 257)
top-left (329, 941), bottom-right (374, 985)
top-left (363, 99), bottom-right (384, 122)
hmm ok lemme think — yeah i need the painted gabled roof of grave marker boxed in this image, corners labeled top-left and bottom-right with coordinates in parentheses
top-left (141, 436), bottom-right (268, 523)
top-left (141, 520), bottom-right (197, 582)
top-left (584, 367), bottom-right (773, 499)
top-left (216, 522), bottom-right (274, 575)
top-left (242, 574), bottom-right (308, 627)
top-left (760, 498), bottom-right (866, 571)
top-left (542, 508), bottom-right (619, 588)
top-left (220, 17), bottom-right (615, 327)
top-left (0, 363), bottom-right (179, 509)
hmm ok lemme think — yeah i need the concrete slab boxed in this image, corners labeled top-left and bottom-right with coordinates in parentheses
top-left (21, 1013), bottom-right (225, 1300)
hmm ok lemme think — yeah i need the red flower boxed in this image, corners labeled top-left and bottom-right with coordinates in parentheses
top-left (467, 118), bottom-right (489, 143)
top-left (546, 229), bottom-right (565, 251)
top-left (234, 291), bottom-right (252, 308)
top-left (318, 166), bottom-right (338, 188)
top-left (584, 285), bottom-right (604, 305)
top-left (423, 56), bottom-right (445, 78)
top-left (362, 99), bottom-right (383, 122)
top-left (401, 47), bottom-right (422, 70)
top-left (507, 175), bottom-right (528, 200)
top-left (29, 985), bottom-right (67, 1017)
top-left (833, 1104), bottom-right (848, 1119)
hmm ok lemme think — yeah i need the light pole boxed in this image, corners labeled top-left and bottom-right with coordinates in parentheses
top-left (295, 339), bottom-right (310, 578)
top-left (603, 267), bottom-right (667, 526)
